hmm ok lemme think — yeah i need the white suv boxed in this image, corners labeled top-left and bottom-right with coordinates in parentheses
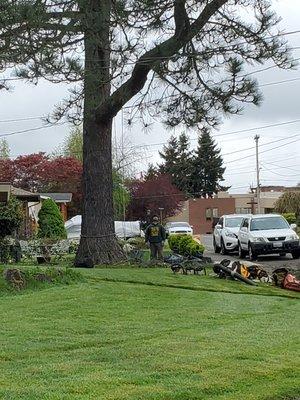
top-left (213, 214), bottom-right (249, 255)
top-left (237, 214), bottom-right (299, 261)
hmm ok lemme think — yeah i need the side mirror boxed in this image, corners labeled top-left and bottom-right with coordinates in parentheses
top-left (190, 225), bottom-right (193, 229)
top-left (240, 226), bottom-right (247, 232)
top-left (290, 223), bottom-right (297, 231)
top-left (215, 224), bottom-right (222, 230)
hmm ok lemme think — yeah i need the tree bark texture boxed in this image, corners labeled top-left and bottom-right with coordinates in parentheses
top-left (75, 0), bottom-right (125, 266)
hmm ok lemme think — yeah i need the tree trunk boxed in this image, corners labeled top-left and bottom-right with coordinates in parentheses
top-left (75, 0), bottom-right (125, 266)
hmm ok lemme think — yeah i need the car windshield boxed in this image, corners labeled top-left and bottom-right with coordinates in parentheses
top-left (225, 217), bottom-right (244, 228)
top-left (250, 217), bottom-right (289, 231)
top-left (170, 222), bottom-right (190, 228)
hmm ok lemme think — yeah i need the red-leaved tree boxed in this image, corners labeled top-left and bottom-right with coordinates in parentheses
top-left (127, 174), bottom-right (185, 221)
top-left (0, 154), bottom-right (82, 215)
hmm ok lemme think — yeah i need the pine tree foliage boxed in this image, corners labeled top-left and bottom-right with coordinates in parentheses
top-left (159, 133), bottom-right (192, 193)
top-left (190, 129), bottom-right (228, 197)
top-left (38, 199), bottom-right (67, 240)
top-left (158, 130), bottom-right (227, 197)
top-left (144, 164), bottom-right (159, 180)
top-left (0, 138), bottom-right (10, 160)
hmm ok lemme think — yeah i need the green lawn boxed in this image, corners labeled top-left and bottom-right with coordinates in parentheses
top-left (0, 266), bottom-right (299, 400)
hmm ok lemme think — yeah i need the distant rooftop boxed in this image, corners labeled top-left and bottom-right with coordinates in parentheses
top-left (0, 183), bottom-right (40, 202)
top-left (40, 193), bottom-right (73, 203)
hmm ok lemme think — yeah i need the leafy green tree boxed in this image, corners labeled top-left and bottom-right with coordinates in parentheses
top-left (0, 138), bottom-right (10, 160)
top-left (282, 213), bottom-right (297, 225)
top-left (38, 199), bottom-right (67, 240)
top-left (190, 129), bottom-right (228, 197)
top-left (159, 133), bottom-right (192, 193)
top-left (0, 196), bottom-right (23, 238)
top-left (63, 126), bottom-right (83, 162)
top-left (275, 192), bottom-right (300, 218)
top-left (113, 170), bottom-right (130, 220)
top-left (1, 0), bottom-right (293, 265)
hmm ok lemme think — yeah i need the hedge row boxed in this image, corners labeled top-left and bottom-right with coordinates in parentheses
top-left (168, 234), bottom-right (205, 256)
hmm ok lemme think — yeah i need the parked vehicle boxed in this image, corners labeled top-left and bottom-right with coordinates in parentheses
top-left (237, 214), bottom-right (300, 261)
top-left (213, 214), bottom-right (249, 255)
top-left (165, 222), bottom-right (193, 237)
top-left (65, 216), bottom-right (142, 239)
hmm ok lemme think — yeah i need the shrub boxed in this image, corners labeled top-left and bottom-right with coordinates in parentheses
top-left (0, 238), bottom-right (10, 263)
top-left (168, 234), bottom-right (205, 256)
top-left (38, 199), bottom-right (67, 239)
top-left (0, 196), bottom-right (23, 238)
top-left (282, 213), bottom-right (297, 225)
top-left (178, 235), bottom-right (194, 255)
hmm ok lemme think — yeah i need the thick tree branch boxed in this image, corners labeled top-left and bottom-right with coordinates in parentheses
top-left (95, 0), bottom-right (227, 123)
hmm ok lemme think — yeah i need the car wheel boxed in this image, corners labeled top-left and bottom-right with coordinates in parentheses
top-left (220, 239), bottom-right (227, 255)
top-left (238, 242), bottom-right (246, 259)
top-left (291, 251), bottom-right (300, 260)
top-left (213, 236), bottom-right (221, 254)
top-left (248, 244), bottom-right (258, 261)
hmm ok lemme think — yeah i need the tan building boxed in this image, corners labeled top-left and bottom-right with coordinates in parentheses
top-left (168, 188), bottom-right (288, 234)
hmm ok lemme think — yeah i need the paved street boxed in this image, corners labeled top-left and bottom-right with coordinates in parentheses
top-left (202, 234), bottom-right (300, 275)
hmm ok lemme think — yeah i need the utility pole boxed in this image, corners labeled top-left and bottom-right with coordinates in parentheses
top-left (254, 135), bottom-right (261, 214)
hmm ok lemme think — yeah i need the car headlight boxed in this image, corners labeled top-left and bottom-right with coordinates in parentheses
top-left (224, 230), bottom-right (236, 238)
top-left (286, 234), bottom-right (299, 241)
top-left (252, 237), bottom-right (266, 243)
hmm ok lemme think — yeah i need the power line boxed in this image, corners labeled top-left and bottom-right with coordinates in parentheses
top-left (0, 122), bottom-right (67, 138)
top-left (222, 132), bottom-right (300, 158)
top-left (3, 74), bottom-right (300, 126)
top-left (131, 118), bottom-right (300, 150)
top-left (262, 161), bottom-right (300, 173)
top-left (0, 116), bottom-right (43, 123)
top-left (261, 164), bottom-right (300, 178)
top-left (259, 77), bottom-right (300, 88)
top-left (224, 136), bottom-right (300, 165)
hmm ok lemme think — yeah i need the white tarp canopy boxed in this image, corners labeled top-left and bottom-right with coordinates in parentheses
top-left (65, 215), bottom-right (142, 239)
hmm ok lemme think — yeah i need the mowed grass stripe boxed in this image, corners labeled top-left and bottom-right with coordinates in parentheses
top-left (0, 270), bottom-right (299, 400)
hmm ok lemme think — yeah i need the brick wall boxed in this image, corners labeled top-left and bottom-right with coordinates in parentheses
top-left (188, 198), bottom-right (235, 234)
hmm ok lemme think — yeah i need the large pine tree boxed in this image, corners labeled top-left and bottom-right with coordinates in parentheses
top-left (159, 133), bottom-right (192, 194)
top-left (190, 129), bottom-right (228, 197)
top-left (0, 0), bottom-right (293, 265)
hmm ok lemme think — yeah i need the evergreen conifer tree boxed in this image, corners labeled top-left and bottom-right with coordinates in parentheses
top-left (144, 164), bottom-right (159, 181)
top-left (38, 199), bottom-right (67, 240)
top-left (0, 139), bottom-right (10, 160)
top-left (1, 0), bottom-right (293, 265)
top-left (190, 129), bottom-right (228, 197)
top-left (159, 133), bottom-right (192, 194)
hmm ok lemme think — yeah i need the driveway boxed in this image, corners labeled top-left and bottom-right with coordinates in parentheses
top-left (202, 234), bottom-right (300, 275)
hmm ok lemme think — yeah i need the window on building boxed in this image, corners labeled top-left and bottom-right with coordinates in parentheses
top-left (212, 208), bottom-right (218, 218)
top-left (235, 207), bottom-right (252, 214)
top-left (205, 208), bottom-right (212, 220)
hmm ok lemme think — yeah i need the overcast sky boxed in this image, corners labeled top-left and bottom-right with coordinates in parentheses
top-left (0, 0), bottom-right (299, 193)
